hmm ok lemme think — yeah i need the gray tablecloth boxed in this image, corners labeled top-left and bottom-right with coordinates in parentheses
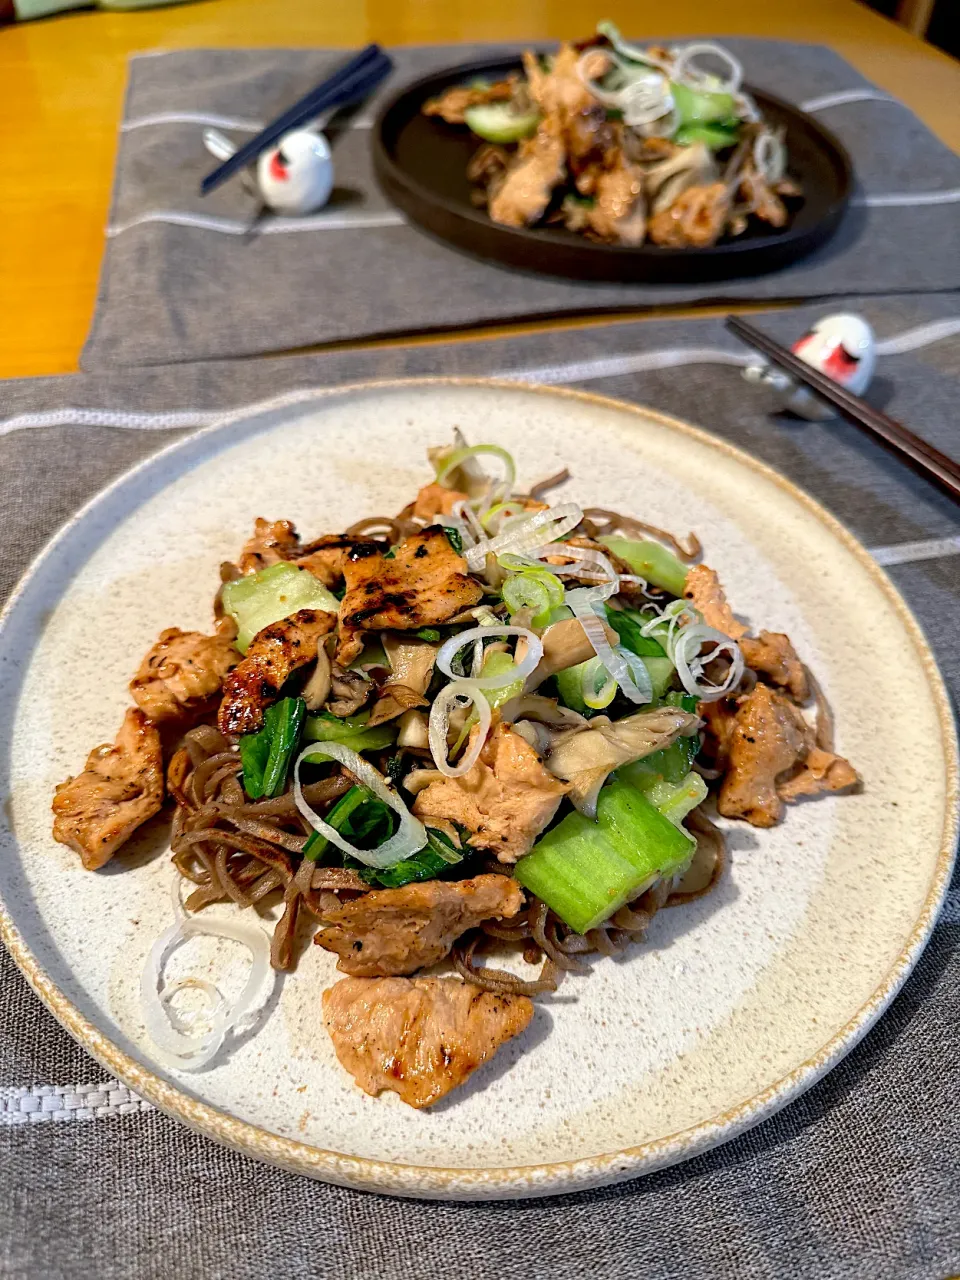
top-left (80, 40), bottom-right (960, 368)
top-left (3, 294), bottom-right (959, 1278)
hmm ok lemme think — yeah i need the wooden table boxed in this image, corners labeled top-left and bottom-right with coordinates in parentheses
top-left (2, 0), bottom-right (959, 379)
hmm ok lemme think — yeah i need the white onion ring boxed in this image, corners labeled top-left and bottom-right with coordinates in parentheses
top-left (436, 625), bottom-right (544, 691)
top-left (139, 907), bottom-right (273, 1073)
top-left (293, 742), bottom-right (427, 868)
top-left (671, 42), bottom-right (743, 93)
top-left (464, 502), bottom-right (583, 571)
top-left (640, 599), bottom-right (744, 700)
top-left (754, 130), bottom-right (786, 184)
top-left (428, 680), bottom-right (492, 777)
top-left (565, 588), bottom-right (652, 704)
top-left (450, 498), bottom-right (486, 549)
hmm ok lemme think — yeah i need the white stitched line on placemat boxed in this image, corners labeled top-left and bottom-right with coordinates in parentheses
top-left (106, 209), bottom-right (406, 237)
top-left (498, 347), bottom-right (754, 384)
top-left (869, 537), bottom-right (960, 567)
top-left (854, 188), bottom-right (960, 208)
top-left (121, 111), bottom-right (375, 133)
top-left (800, 89), bottom-right (896, 112)
top-left (0, 1081), bottom-right (153, 1126)
top-left (875, 318), bottom-right (960, 355)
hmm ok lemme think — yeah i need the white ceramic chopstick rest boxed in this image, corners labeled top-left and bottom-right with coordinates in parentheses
top-left (742, 312), bottom-right (877, 420)
top-left (256, 130), bottom-right (335, 215)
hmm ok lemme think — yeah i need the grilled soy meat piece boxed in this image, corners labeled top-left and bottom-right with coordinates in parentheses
top-left (337, 525), bottom-right (483, 664)
top-left (237, 517), bottom-right (300, 574)
top-left (52, 708), bottom-right (164, 869)
top-left (130, 621), bottom-right (239, 724)
top-left (314, 875), bottom-right (525, 977)
top-left (217, 608), bottom-right (337, 737)
top-left (322, 976), bottom-right (533, 1108)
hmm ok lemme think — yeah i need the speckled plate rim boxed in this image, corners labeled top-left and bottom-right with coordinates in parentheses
top-left (0, 377), bottom-right (956, 1201)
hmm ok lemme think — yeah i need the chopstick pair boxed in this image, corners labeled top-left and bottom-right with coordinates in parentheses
top-left (725, 315), bottom-right (960, 504)
top-left (200, 44), bottom-right (392, 197)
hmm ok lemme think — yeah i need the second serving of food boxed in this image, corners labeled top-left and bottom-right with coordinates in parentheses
top-left (424, 22), bottom-right (801, 248)
top-left (53, 436), bottom-right (857, 1108)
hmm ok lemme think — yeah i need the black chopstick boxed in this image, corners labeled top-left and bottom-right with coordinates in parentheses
top-left (725, 315), bottom-right (960, 504)
top-left (200, 45), bottom-right (392, 196)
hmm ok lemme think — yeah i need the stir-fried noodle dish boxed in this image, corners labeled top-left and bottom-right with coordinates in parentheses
top-left (423, 23), bottom-right (801, 249)
top-left (52, 436), bottom-right (858, 1108)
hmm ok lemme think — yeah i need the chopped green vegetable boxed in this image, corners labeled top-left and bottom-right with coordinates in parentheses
top-left (385, 752), bottom-right (407, 789)
top-left (515, 780), bottom-right (692, 933)
top-left (415, 628), bottom-right (441, 642)
top-left (599, 537), bottom-right (689, 597)
top-left (221, 562), bottom-right (339, 653)
top-left (479, 650), bottom-right (525, 710)
top-left (240, 697), bottom-right (306, 799)
top-left (361, 827), bottom-right (465, 888)
top-left (463, 102), bottom-right (541, 144)
top-left (555, 661), bottom-right (591, 715)
top-left (442, 526), bottom-right (464, 554)
top-left (303, 710), bottom-right (397, 759)
top-left (640, 656), bottom-right (676, 699)
top-left (674, 122), bottom-right (741, 150)
top-left (670, 81), bottom-right (736, 126)
top-left (621, 765), bottom-right (708, 826)
top-left (304, 784), bottom-right (397, 862)
top-left (502, 566), bottom-right (565, 627)
top-left (555, 658), bottom-right (615, 715)
top-left (604, 607), bottom-right (666, 657)
top-left (624, 735), bottom-right (699, 785)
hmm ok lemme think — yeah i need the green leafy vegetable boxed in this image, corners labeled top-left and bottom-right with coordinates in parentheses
top-left (514, 780), bottom-right (693, 933)
top-left (442, 526), bottom-right (464, 554)
top-left (303, 711), bottom-right (397, 759)
top-left (670, 81), bottom-right (736, 126)
top-left (240, 697), bottom-right (306, 799)
top-left (662, 690), bottom-right (699, 714)
top-left (221, 562), bottom-right (339, 653)
top-left (674, 122), bottom-right (741, 150)
top-left (604, 607), bottom-right (666, 657)
top-left (599, 537), bottom-right (689, 597)
top-left (415, 628), bottom-right (441, 642)
top-left (361, 827), bottom-right (465, 888)
top-left (303, 785), bottom-right (396, 862)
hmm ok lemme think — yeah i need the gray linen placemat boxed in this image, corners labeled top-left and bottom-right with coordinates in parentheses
top-left (80, 40), bottom-right (960, 368)
top-left (3, 294), bottom-right (959, 1279)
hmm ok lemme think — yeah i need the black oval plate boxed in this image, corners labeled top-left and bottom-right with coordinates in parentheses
top-left (373, 55), bottom-right (853, 284)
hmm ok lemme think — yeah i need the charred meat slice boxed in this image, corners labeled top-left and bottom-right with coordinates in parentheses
top-left (337, 525), bottom-right (483, 664)
top-left (238, 517), bottom-right (300, 574)
top-left (412, 482), bottom-right (468, 524)
top-left (717, 683), bottom-right (809, 826)
top-left (130, 621), bottom-right (239, 724)
top-left (52, 708), bottom-right (164, 869)
top-left (423, 76), bottom-right (519, 125)
top-left (322, 976), bottom-right (533, 1108)
top-left (488, 116), bottom-right (566, 228)
top-left (314, 875), bottom-right (525, 977)
top-left (217, 608), bottom-right (337, 738)
top-left (293, 534), bottom-right (381, 591)
top-left (684, 564), bottom-right (747, 639)
top-left (740, 631), bottom-right (809, 702)
top-left (413, 722), bottom-right (568, 862)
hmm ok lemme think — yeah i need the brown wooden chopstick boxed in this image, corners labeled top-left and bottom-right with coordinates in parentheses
top-left (725, 315), bottom-right (960, 504)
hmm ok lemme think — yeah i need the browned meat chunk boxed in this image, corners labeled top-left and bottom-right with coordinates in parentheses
top-left (130, 621), bottom-right (239, 723)
top-left (412, 482), bottom-right (468, 524)
top-left (647, 182), bottom-right (730, 248)
top-left (684, 564), bottom-right (747, 639)
top-left (413, 721), bottom-right (567, 861)
top-left (337, 525), bottom-right (483, 664)
top-left (52, 708), bottom-right (164, 869)
top-left (718, 684), bottom-right (809, 826)
top-left (423, 76), bottom-right (518, 125)
top-left (778, 747), bottom-right (860, 801)
top-left (488, 117), bottom-right (565, 228)
top-left (322, 976), bottom-right (533, 1108)
top-left (586, 159), bottom-right (647, 246)
top-left (218, 608), bottom-right (337, 737)
top-left (522, 43), bottom-right (595, 117)
top-left (238, 517), bottom-right (300, 574)
top-left (740, 631), bottom-right (809, 702)
top-left (293, 534), bottom-right (381, 590)
top-left (314, 874), bottom-right (524, 977)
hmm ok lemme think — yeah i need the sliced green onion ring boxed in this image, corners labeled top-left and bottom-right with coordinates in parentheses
top-left (435, 444), bottom-right (516, 507)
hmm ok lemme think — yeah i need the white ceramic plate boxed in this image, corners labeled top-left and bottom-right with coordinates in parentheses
top-left (0, 380), bottom-right (955, 1200)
